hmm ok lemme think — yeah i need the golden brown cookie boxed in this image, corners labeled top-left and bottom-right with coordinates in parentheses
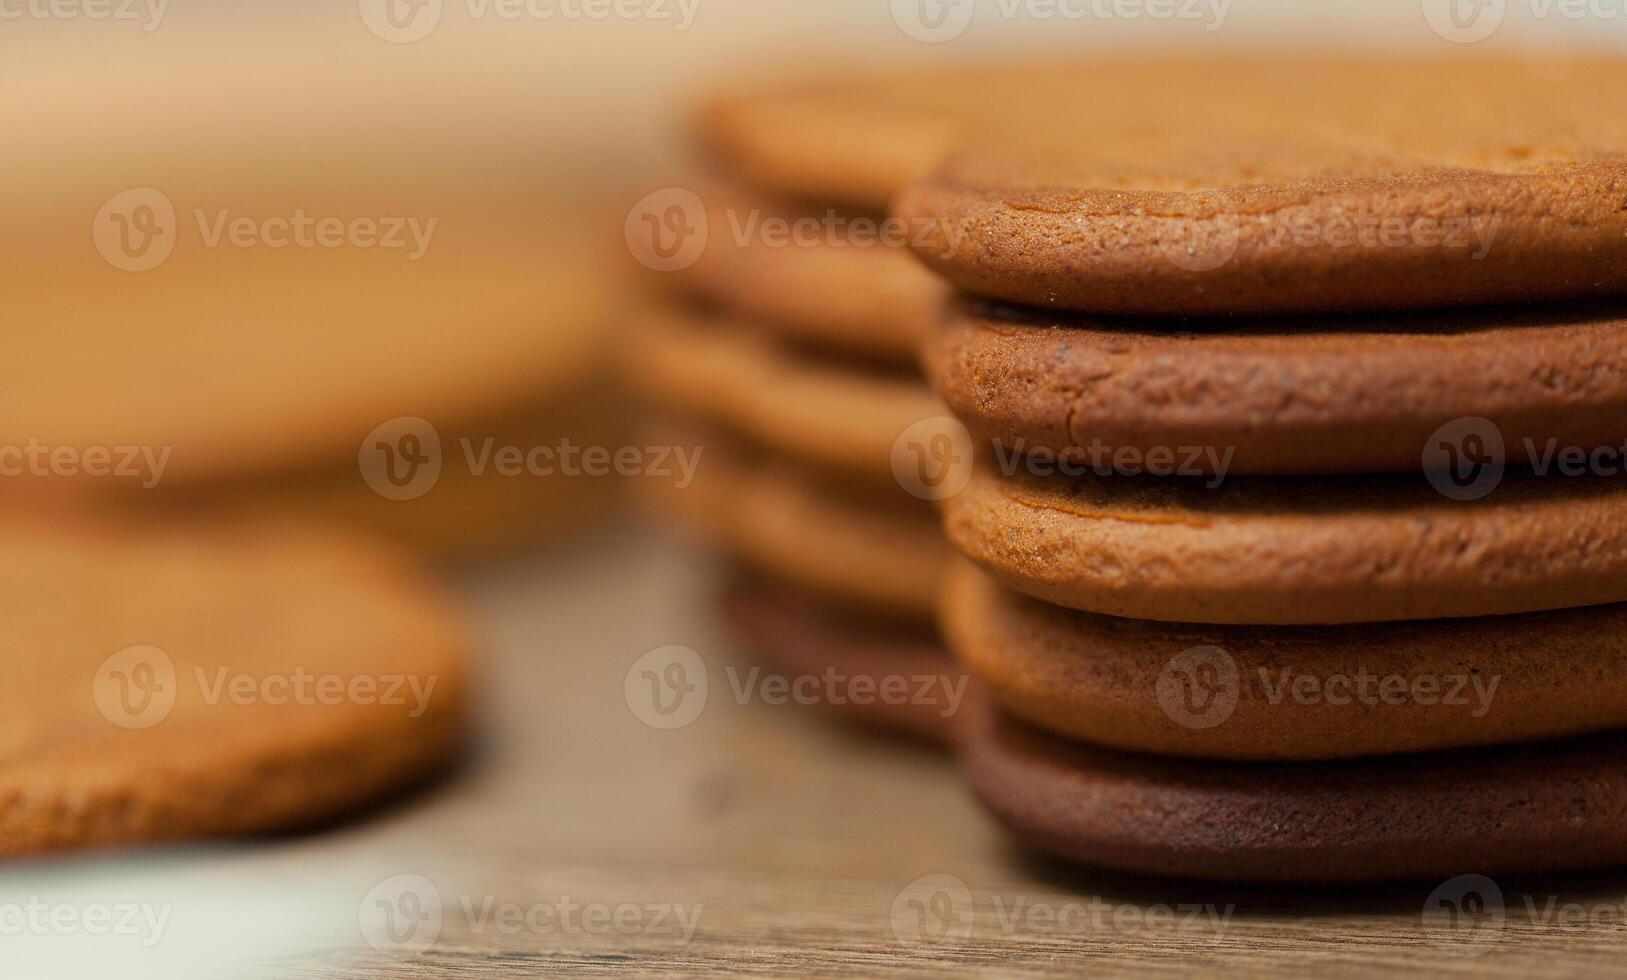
top-left (127, 383), bottom-right (626, 562)
top-left (944, 560), bottom-right (1627, 760)
top-left (699, 71), bottom-right (966, 210)
top-left (624, 306), bottom-right (943, 487)
top-left (721, 575), bottom-right (965, 746)
top-left (929, 300), bottom-right (1627, 476)
top-left (9, 207), bottom-right (619, 557)
top-left (944, 462), bottom-right (1627, 625)
top-left (659, 185), bottom-right (946, 365)
top-left (641, 422), bottom-right (947, 623)
top-left (963, 696), bottom-right (1627, 882)
top-left (898, 55), bottom-right (1627, 315)
top-left (0, 518), bottom-right (470, 857)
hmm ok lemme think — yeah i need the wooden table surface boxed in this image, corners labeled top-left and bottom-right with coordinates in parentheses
top-left (97, 527), bottom-right (1627, 978)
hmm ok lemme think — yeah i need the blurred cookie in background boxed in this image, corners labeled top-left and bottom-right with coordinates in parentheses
top-left (8, 28), bottom-right (630, 559)
top-left (0, 517), bottom-right (471, 858)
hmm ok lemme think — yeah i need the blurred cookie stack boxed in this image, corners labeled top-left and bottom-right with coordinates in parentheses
top-left (891, 56), bottom-right (1627, 879)
top-left (625, 79), bottom-right (972, 742)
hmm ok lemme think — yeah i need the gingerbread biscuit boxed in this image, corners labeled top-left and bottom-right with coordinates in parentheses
top-left (0, 519), bottom-right (470, 857)
top-left (722, 575), bottom-right (964, 745)
top-left (944, 560), bottom-right (1627, 760)
top-left (625, 306), bottom-right (944, 487)
top-left (930, 300), bottom-right (1627, 476)
top-left (699, 72), bottom-right (965, 211)
top-left (10, 206), bottom-right (619, 556)
top-left (944, 463), bottom-right (1627, 625)
top-left (963, 697), bottom-right (1627, 882)
top-left (641, 422), bottom-right (947, 622)
top-left (661, 185), bottom-right (946, 365)
top-left (898, 55), bottom-right (1627, 315)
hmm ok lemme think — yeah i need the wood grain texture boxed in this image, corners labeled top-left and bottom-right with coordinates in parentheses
top-left (265, 529), bottom-right (1627, 978)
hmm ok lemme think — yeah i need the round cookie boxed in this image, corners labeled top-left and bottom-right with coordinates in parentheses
top-left (0, 519), bottom-right (470, 857)
top-left (898, 55), bottom-right (1627, 315)
top-left (944, 462), bottom-right (1627, 625)
top-left (930, 300), bottom-right (1627, 476)
top-left (721, 575), bottom-right (964, 745)
top-left (661, 184), bottom-right (946, 365)
top-left (962, 697), bottom-right (1627, 882)
top-left (641, 422), bottom-right (947, 623)
top-left (944, 560), bottom-right (1627, 760)
top-left (133, 383), bottom-right (627, 562)
top-left (9, 187), bottom-right (618, 557)
top-left (699, 72), bottom-right (964, 211)
top-left (625, 306), bottom-right (944, 487)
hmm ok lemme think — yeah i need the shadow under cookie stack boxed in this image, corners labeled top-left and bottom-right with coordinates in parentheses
top-left (626, 90), bottom-right (967, 743)
top-left (890, 56), bottom-right (1627, 881)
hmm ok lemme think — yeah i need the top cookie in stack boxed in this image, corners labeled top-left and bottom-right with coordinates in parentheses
top-left (893, 54), bottom-right (1627, 881)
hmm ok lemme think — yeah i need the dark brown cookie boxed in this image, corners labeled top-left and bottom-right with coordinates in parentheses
top-left (963, 694), bottom-right (1627, 882)
top-left (721, 575), bottom-right (965, 745)
top-left (928, 300), bottom-right (1627, 476)
top-left (943, 462), bottom-right (1627, 625)
top-left (898, 55), bottom-right (1627, 315)
top-left (943, 559), bottom-right (1627, 760)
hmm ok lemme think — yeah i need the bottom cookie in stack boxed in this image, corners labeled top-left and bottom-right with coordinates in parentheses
top-left (960, 692), bottom-right (1627, 883)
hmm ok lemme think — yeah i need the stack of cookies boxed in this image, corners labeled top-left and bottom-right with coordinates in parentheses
top-left (624, 86), bottom-right (972, 743)
top-left (892, 56), bottom-right (1627, 880)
